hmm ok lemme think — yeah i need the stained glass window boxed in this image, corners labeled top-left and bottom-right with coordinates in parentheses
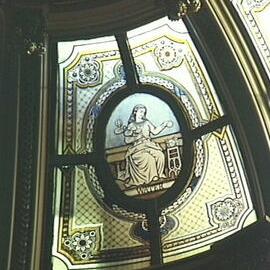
top-left (52, 17), bottom-right (257, 269)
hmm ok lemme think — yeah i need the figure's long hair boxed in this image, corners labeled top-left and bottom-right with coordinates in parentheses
top-left (128, 104), bottom-right (147, 124)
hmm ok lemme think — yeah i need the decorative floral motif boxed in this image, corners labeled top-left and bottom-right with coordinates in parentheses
top-left (154, 41), bottom-right (184, 70)
top-left (210, 198), bottom-right (244, 229)
top-left (244, 0), bottom-right (270, 10)
top-left (63, 231), bottom-right (96, 260)
top-left (68, 57), bottom-right (102, 86)
top-left (214, 200), bottom-right (235, 221)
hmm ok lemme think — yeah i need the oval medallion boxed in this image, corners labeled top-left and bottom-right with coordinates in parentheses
top-left (105, 93), bottom-right (183, 199)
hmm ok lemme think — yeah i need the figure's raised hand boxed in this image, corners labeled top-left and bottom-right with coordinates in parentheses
top-left (114, 119), bottom-right (126, 134)
top-left (115, 119), bottom-right (123, 128)
top-left (165, 120), bottom-right (173, 128)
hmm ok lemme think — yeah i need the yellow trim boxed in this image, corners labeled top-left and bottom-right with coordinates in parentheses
top-left (251, 1), bottom-right (270, 13)
top-left (30, 37), bottom-right (50, 270)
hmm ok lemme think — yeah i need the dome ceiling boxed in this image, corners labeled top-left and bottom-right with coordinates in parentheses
top-left (6, 0), bottom-right (165, 37)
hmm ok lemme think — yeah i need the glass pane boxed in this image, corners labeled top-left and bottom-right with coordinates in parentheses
top-left (54, 17), bottom-right (257, 268)
top-left (105, 93), bottom-right (182, 198)
top-left (127, 17), bottom-right (225, 129)
top-left (52, 166), bottom-right (151, 269)
top-left (57, 36), bottom-right (125, 155)
top-left (161, 125), bottom-right (257, 262)
top-left (125, 17), bottom-right (257, 261)
top-left (231, 0), bottom-right (270, 77)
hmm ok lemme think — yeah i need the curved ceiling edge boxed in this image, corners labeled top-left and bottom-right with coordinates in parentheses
top-left (47, 0), bottom-right (165, 40)
top-left (206, 0), bottom-right (270, 149)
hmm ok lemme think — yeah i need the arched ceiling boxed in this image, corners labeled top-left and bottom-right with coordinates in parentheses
top-left (4, 0), bottom-right (157, 10)
top-left (47, 0), bottom-right (165, 39)
top-left (2, 0), bottom-right (166, 39)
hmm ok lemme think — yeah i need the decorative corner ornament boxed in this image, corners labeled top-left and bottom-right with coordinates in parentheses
top-left (209, 198), bottom-right (244, 229)
top-left (25, 40), bottom-right (46, 56)
top-left (154, 39), bottom-right (185, 70)
top-left (68, 56), bottom-right (102, 87)
top-left (15, 8), bottom-right (47, 56)
top-left (164, 0), bottom-right (201, 20)
top-left (63, 231), bottom-right (97, 261)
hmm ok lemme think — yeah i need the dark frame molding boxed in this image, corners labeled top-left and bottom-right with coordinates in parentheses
top-left (0, 6), bottom-right (20, 270)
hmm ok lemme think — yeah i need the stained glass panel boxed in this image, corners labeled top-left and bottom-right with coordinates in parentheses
top-left (57, 36), bottom-right (124, 155)
top-left (161, 125), bottom-right (256, 262)
top-left (105, 93), bottom-right (182, 198)
top-left (52, 166), bottom-right (151, 269)
top-left (53, 17), bottom-right (257, 269)
top-left (127, 17), bottom-right (225, 129)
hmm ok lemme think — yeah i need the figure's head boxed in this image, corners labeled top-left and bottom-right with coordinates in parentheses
top-left (129, 104), bottom-right (147, 123)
